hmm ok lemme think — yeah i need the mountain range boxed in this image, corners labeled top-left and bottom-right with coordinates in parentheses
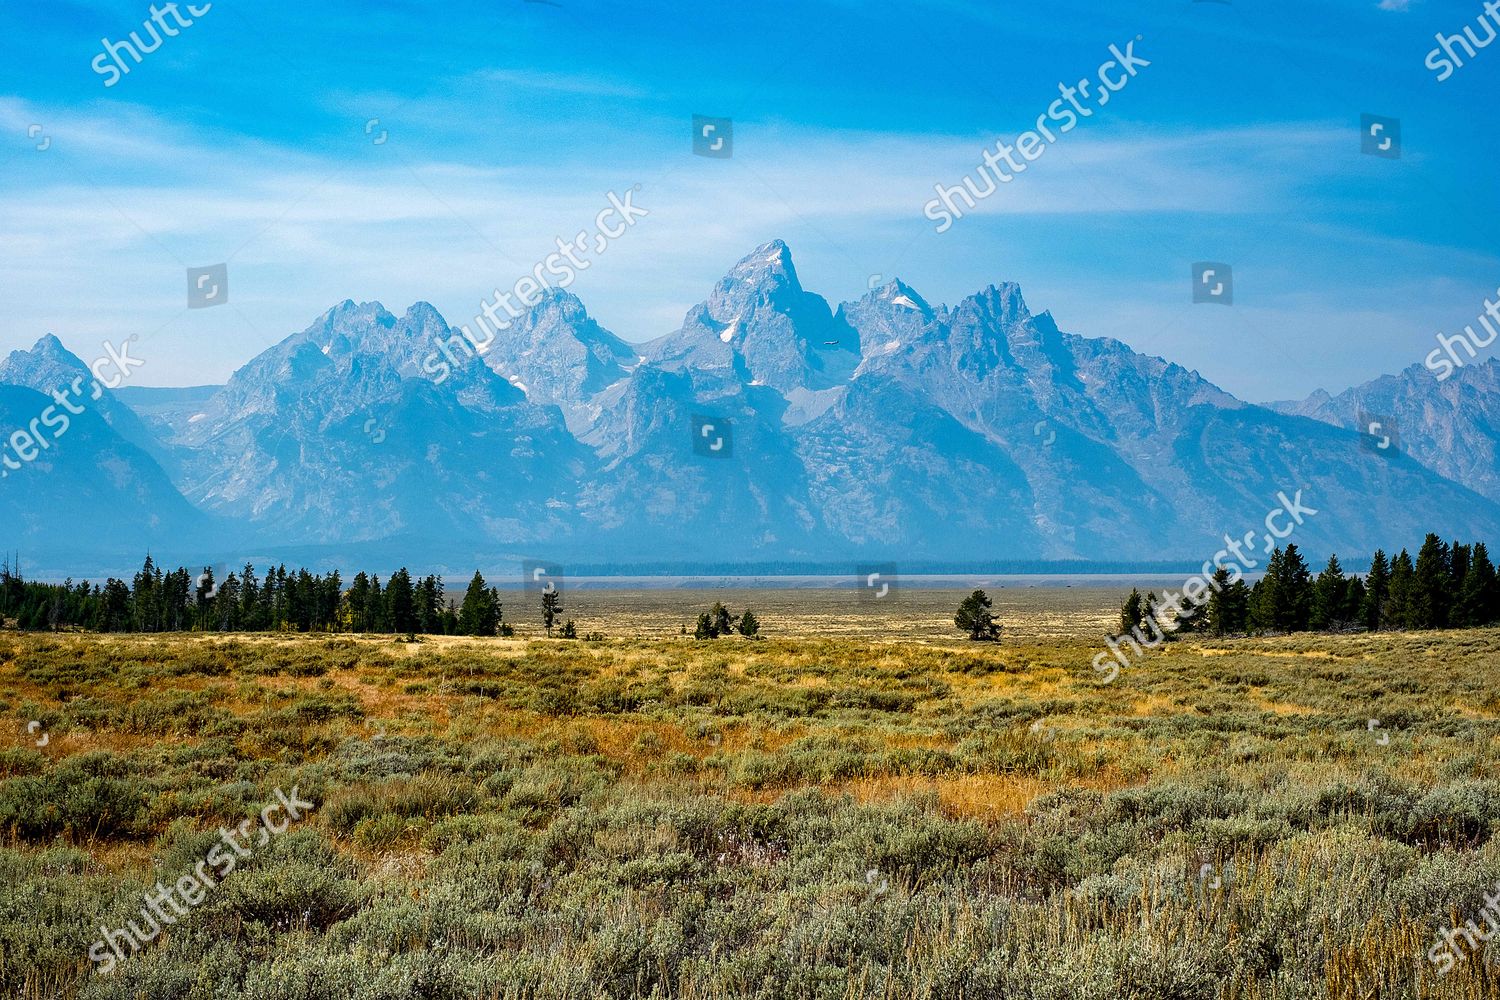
top-left (2, 240), bottom-right (1496, 578)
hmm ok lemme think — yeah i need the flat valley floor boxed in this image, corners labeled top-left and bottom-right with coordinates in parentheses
top-left (3, 588), bottom-right (1499, 999)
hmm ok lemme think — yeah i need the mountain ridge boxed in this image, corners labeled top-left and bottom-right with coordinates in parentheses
top-left (2, 241), bottom-right (1495, 576)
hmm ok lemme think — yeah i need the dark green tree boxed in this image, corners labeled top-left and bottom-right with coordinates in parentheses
top-left (1249, 549), bottom-right (1282, 633)
top-left (1360, 549), bottom-right (1390, 631)
top-left (386, 568), bottom-right (416, 637)
top-left (1457, 542), bottom-right (1499, 627)
top-left (542, 588), bottom-right (561, 636)
top-left (1273, 544), bottom-right (1313, 632)
top-left (1206, 569), bottom-right (1236, 636)
top-left (417, 575), bottom-right (442, 635)
top-left (1412, 533), bottom-right (1453, 629)
top-left (1119, 589), bottom-right (1143, 635)
top-left (955, 589), bottom-right (1001, 641)
top-left (1310, 554), bottom-right (1348, 631)
top-left (737, 609), bottom-right (761, 638)
top-left (1385, 550), bottom-right (1415, 629)
top-left (458, 571), bottom-right (501, 636)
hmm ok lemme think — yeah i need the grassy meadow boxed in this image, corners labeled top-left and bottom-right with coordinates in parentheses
top-left (3, 588), bottom-right (1500, 998)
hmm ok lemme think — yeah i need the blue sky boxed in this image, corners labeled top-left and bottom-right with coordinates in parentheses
top-left (0, 0), bottom-right (1495, 399)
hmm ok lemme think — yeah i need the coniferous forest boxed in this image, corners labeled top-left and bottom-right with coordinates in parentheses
top-left (0, 557), bottom-right (516, 636)
top-left (1117, 533), bottom-right (1500, 639)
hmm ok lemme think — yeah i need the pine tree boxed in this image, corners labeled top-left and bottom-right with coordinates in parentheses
top-left (1225, 579), bottom-right (1252, 635)
top-left (100, 578), bottom-right (131, 632)
top-left (542, 588), bottom-right (561, 637)
top-left (1119, 589), bottom-right (1143, 636)
top-left (345, 573), bottom-right (371, 632)
top-left (1452, 542), bottom-right (1472, 598)
top-left (417, 576), bottom-right (442, 635)
top-left (1310, 554), bottom-right (1347, 631)
top-left (1413, 534), bottom-right (1453, 629)
top-left (1360, 549), bottom-right (1390, 631)
top-left (368, 575), bottom-right (384, 632)
top-left (387, 568), bottom-right (416, 636)
top-left (1250, 549), bottom-right (1283, 633)
top-left (1344, 575), bottom-right (1367, 628)
top-left (458, 572), bottom-right (500, 636)
top-left (1457, 542), bottom-right (1499, 627)
top-left (737, 609), bottom-right (761, 638)
top-left (1385, 550), bottom-right (1415, 629)
top-left (955, 590), bottom-right (1001, 641)
top-left (1274, 544), bottom-right (1313, 632)
top-left (1206, 568), bottom-right (1233, 636)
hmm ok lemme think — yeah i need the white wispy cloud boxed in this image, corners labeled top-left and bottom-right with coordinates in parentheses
top-left (0, 94), bottom-right (1482, 399)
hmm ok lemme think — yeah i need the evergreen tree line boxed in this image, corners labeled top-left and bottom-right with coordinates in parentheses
top-left (1119, 534), bottom-right (1500, 639)
top-left (0, 557), bottom-right (521, 637)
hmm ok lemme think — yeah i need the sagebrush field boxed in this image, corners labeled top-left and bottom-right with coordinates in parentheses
top-left (3, 589), bottom-right (1500, 999)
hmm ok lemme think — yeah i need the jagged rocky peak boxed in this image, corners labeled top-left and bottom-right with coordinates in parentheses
top-left (706, 239), bottom-right (808, 323)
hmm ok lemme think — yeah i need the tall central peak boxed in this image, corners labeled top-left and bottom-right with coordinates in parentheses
top-left (709, 239), bottom-right (803, 323)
